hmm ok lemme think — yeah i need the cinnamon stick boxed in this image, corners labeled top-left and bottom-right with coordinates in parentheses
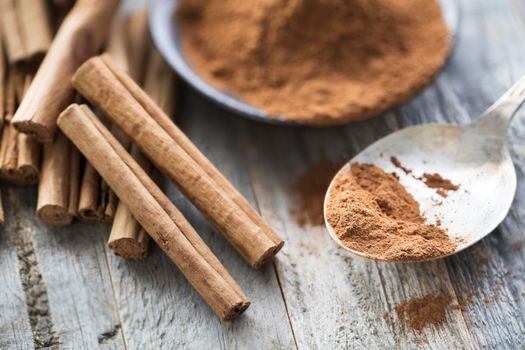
top-left (0, 71), bottom-right (41, 186)
top-left (67, 147), bottom-right (81, 218)
top-left (0, 0), bottom-right (52, 65)
top-left (0, 191), bottom-right (4, 225)
top-left (37, 132), bottom-right (79, 226)
top-left (77, 162), bottom-right (106, 222)
top-left (0, 38), bottom-right (5, 125)
top-left (107, 10), bottom-right (152, 258)
top-left (13, 70), bottom-right (31, 102)
top-left (142, 49), bottom-right (176, 116)
top-left (125, 8), bottom-right (150, 84)
top-left (72, 55), bottom-right (284, 268)
top-left (108, 145), bottom-right (151, 259)
top-left (0, 123), bottom-right (41, 186)
top-left (53, 0), bottom-right (76, 11)
top-left (58, 104), bottom-right (250, 321)
top-left (12, 0), bottom-right (121, 144)
top-left (4, 70), bottom-right (16, 124)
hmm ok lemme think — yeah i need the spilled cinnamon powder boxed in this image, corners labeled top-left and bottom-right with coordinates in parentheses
top-left (326, 163), bottom-right (455, 261)
top-left (387, 288), bottom-right (502, 332)
top-left (393, 293), bottom-right (453, 331)
top-left (289, 160), bottom-right (343, 226)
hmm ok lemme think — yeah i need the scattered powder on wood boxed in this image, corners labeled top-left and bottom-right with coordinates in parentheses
top-left (511, 240), bottom-right (523, 252)
top-left (177, 0), bottom-right (450, 125)
top-left (451, 290), bottom-right (479, 312)
top-left (387, 288), bottom-right (503, 331)
top-left (326, 163), bottom-right (455, 261)
top-left (393, 293), bottom-right (453, 331)
top-left (473, 246), bottom-right (492, 272)
top-left (451, 286), bottom-right (501, 311)
top-left (289, 160), bottom-right (344, 227)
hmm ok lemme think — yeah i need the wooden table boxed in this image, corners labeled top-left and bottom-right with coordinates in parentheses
top-left (1, 0), bottom-right (525, 348)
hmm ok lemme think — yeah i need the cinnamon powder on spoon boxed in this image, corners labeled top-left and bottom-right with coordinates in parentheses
top-left (391, 156), bottom-right (460, 197)
top-left (422, 173), bottom-right (459, 198)
top-left (326, 163), bottom-right (455, 261)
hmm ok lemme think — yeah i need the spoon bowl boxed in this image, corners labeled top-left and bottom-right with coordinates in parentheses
top-left (324, 76), bottom-right (525, 262)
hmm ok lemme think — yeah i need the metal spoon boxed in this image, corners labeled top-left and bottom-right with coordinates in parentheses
top-left (323, 75), bottom-right (525, 262)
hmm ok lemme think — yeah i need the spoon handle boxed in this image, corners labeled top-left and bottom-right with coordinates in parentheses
top-left (478, 74), bottom-right (525, 131)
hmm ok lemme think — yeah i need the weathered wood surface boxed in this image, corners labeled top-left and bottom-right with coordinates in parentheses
top-left (0, 189), bottom-right (34, 350)
top-left (1, 0), bottom-right (525, 348)
top-left (4, 187), bottom-right (126, 349)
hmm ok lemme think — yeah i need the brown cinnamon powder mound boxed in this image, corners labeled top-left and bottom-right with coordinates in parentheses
top-left (290, 160), bottom-right (343, 226)
top-left (393, 293), bottom-right (453, 331)
top-left (326, 163), bottom-right (455, 261)
top-left (177, 0), bottom-right (450, 125)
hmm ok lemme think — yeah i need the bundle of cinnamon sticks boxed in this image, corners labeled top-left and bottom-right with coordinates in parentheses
top-left (0, 1), bottom-right (284, 321)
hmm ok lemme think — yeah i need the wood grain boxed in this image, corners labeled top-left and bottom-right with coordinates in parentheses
top-left (1, 0), bottom-right (525, 348)
top-left (10, 188), bottom-right (126, 348)
top-left (0, 190), bottom-right (34, 349)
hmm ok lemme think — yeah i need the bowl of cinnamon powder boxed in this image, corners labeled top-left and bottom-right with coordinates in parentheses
top-left (150, 0), bottom-right (459, 126)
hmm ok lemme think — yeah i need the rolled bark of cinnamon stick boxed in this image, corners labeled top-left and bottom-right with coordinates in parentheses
top-left (13, 70), bottom-right (32, 103)
top-left (67, 147), bottom-right (81, 218)
top-left (77, 161), bottom-right (115, 223)
top-left (77, 163), bottom-right (104, 222)
top-left (0, 40), bottom-right (5, 127)
top-left (14, 133), bottom-right (41, 186)
top-left (0, 192), bottom-right (4, 225)
top-left (107, 10), bottom-right (152, 258)
top-left (0, 0), bottom-right (52, 65)
top-left (37, 132), bottom-right (79, 226)
top-left (12, 0), bottom-right (121, 144)
top-left (124, 8), bottom-right (150, 85)
top-left (3, 70), bottom-right (16, 124)
top-left (58, 104), bottom-right (250, 321)
top-left (0, 71), bottom-right (41, 186)
top-left (109, 145), bottom-right (151, 259)
top-left (72, 55), bottom-right (284, 268)
top-left (53, 0), bottom-right (75, 11)
top-left (142, 49), bottom-right (176, 116)
top-left (0, 124), bottom-right (41, 186)
top-left (0, 126), bottom-right (18, 179)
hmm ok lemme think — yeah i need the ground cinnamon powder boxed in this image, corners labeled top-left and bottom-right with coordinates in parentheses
top-left (392, 293), bottom-right (453, 331)
top-left (326, 163), bottom-right (455, 261)
top-left (390, 156), bottom-right (460, 197)
top-left (177, 0), bottom-right (450, 125)
top-left (422, 173), bottom-right (460, 198)
top-left (289, 160), bottom-right (344, 227)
